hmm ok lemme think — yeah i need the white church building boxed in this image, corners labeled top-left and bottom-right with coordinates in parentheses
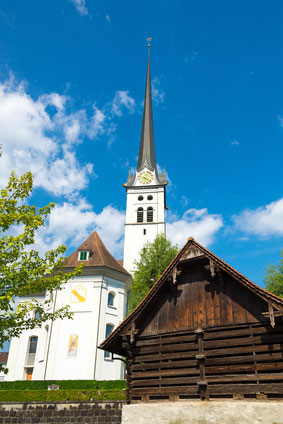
top-left (6, 43), bottom-right (167, 381)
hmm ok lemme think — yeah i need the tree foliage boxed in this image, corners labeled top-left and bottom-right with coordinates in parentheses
top-left (264, 250), bottom-right (283, 298)
top-left (128, 234), bottom-right (179, 313)
top-left (0, 169), bottom-right (83, 371)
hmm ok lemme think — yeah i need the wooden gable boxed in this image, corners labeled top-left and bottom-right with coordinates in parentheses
top-left (137, 255), bottom-right (268, 337)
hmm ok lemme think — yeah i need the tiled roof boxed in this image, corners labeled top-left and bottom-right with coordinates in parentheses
top-left (64, 231), bottom-right (130, 276)
top-left (100, 237), bottom-right (283, 352)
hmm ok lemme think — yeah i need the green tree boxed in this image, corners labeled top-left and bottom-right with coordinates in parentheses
top-left (128, 234), bottom-right (179, 313)
top-left (0, 170), bottom-right (83, 372)
top-left (264, 250), bottom-right (283, 298)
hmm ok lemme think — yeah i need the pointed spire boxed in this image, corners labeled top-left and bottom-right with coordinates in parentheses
top-left (137, 42), bottom-right (157, 173)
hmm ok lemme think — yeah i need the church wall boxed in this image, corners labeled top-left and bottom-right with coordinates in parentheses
top-left (6, 272), bottom-right (127, 381)
top-left (6, 295), bottom-right (45, 381)
top-left (95, 277), bottom-right (126, 381)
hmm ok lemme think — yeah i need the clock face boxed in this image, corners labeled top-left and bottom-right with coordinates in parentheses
top-left (138, 171), bottom-right (154, 185)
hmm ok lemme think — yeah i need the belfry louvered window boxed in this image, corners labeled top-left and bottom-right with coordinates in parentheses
top-left (137, 207), bottom-right (144, 223)
top-left (147, 207), bottom-right (153, 222)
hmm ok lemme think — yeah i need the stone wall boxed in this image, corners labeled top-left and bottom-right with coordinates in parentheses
top-left (0, 401), bottom-right (123, 424)
top-left (122, 401), bottom-right (283, 424)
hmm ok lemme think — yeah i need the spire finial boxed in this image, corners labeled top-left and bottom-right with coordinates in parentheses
top-left (146, 37), bottom-right (152, 48)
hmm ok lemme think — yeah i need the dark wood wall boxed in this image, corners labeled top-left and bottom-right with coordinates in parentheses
top-left (128, 322), bottom-right (283, 402)
top-left (138, 265), bottom-right (267, 337)
top-left (123, 260), bottom-right (283, 403)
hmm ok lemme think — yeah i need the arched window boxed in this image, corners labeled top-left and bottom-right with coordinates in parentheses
top-left (28, 336), bottom-right (38, 354)
top-left (147, 207), bottom-right (153, 223)
top-left (25, 336), bottom-right (38, 379)
top-left (147, 195), bottom-right (153, 201)
top-left (138, 195), bottom-right (144, 201)
top-left (137, 207), bottom-right (144, 223)
top-left (104, 324), bottom-right (114, 359)
top-left (108, 292), bottom-right (115, 307)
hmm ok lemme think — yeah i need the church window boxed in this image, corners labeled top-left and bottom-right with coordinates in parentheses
top-left (28, 336), bottom-right (38, 354)
top-left (137, 207), bottom-right (144, 223)
top-left (147, 207), bottom-right (153, 222)
top-left (79, 251), bottom-right (89, 261)
top-left (104, 324), bottom-right (114, 359)
top-left (143, 229), bottom-right (146, 235)
top-left (108, 292), bottom-right (115, 307)
top-left (34, 309), bottom-right (41, 320)
top-left (138, 195), bottom-right (144, 201)
top-left (25, 336), bottom-right (38, 376)
top-left (147, 195), bottom-right (153, 201)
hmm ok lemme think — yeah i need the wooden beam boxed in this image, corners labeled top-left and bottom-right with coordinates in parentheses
top-left (262, 310), bottom-right (283, 318)
top-left (209, 259), bottom-right (215, 278)
top-left (268, 301), bottom-right (275, 328)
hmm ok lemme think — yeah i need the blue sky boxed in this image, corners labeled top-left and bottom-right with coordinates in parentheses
top-left (0, 0), bottom-right (283, 287)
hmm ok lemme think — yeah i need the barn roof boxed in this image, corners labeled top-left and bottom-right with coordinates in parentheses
top-left (64, 231), bottom-right (130, 276)
top-left (100, 237), bottom-right (283, 353)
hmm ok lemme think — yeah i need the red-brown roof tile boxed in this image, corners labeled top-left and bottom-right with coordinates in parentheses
top-left (64, 231), bottom-right (130, 276)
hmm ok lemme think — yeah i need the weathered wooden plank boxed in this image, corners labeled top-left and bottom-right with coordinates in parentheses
top-left (204, 333), bottom-right (283, 349)
top-left (206, 373), bottom-right (283, 383)
top-left (135, 333), bottom-right (197, 347)
top-left (205, 280), bottom-right (215, 327)
top-left (207, 384), bottom-right (283, 395)
top-left (206, 343), bottom-right (283, 358)
top-left (132, 367), bottom-right (200, 379)
top-left (205, 362), bottom-right (283, 375)
top-left (131, 386), bottom-right (199, 395)
top-left (134, 350), bottom-right (199, 363)
top-left (206, 351), bottom-right (283, 366)
top-left (132, 359), bottom-right (198, 371)
top-left (204, 324), bottom-right (283, 340)
top-left (132, 376), bottom-right (200, 387)
top-left (134, 341), bottom-right (198, 355)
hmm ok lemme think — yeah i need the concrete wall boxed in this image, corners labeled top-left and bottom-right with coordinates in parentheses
top-left (0, 401), bottom-right (123, 424)
top-left (122, 401), bottom-right (283, 424)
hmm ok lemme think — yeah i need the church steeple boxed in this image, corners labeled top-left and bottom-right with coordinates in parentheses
top-left (137, 43), bottom-right (157, 173)
top-left (123, 41), bottom-right (166, 273)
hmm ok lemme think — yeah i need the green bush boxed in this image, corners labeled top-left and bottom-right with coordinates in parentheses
top-left (0, 380), bottom-right (126, 391)
top-left (0, 389), bottom-right (126, 402)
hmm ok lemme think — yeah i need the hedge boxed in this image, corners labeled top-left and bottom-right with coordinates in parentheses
top-left (0, 389), bottom-right (126, 402)
top-left (0, 380), bottom-right (126, 391)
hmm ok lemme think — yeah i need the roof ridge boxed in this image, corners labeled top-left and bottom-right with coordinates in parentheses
top-left (94, 232), bottom-right (104, 265)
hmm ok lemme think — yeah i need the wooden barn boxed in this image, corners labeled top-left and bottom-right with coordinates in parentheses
top-left (100, 237), bottom-right (283, 402)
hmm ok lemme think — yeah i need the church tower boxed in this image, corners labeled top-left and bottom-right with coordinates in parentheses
top-left (123, 43), bottom-right (167, 273)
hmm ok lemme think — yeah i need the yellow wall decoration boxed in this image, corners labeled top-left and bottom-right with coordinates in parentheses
top-left (68, 334), bottom-right (78, 356)
top-left (70, 284), bottom-right (87, 303)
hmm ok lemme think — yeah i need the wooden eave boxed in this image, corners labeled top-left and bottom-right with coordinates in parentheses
top-left (100, 237), bottom-right (283, 354)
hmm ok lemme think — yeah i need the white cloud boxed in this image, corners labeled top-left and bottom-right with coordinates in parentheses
top-left (69, 0), bottom-right (89, 16)
top-left (35, 201), bottom-right (125, 259)
top-left (233, 198), bottom-right (283, 237)
top-left (0, 77), bottom-right (105, 196)
top-left (0, 76), bottom-right (137, 197)
top-left (151, 77), bottom-right (165, 105)
top-left (231, 140), bottom-right (240, 146)
top-left (184, 51), bottom-right (199, 64)
top-left (111, 90), bottom-right (136, 117)
top-left (105, 14), bottom-right (111, 24)
top-left (167, 208), bottom-right (223, 247)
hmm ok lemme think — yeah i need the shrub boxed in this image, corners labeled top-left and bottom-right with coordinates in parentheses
top-left (0, 389), bottom-right (126, 402)
top-left (0, 380), bottom-right (126, 391)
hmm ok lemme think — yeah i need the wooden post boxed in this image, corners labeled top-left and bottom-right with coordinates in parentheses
top-left (194, 328), bottom-right (208, 400)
